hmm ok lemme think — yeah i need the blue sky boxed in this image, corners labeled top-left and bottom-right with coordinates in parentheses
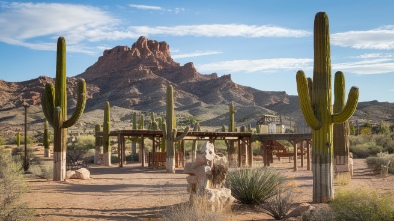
top-left (1, 1), bottom-right (394, 102)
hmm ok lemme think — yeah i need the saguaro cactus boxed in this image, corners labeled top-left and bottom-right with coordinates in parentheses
top-left (43, 121), bottom-right (50, 157)
top-left (163, 85), bottom-right (189, 173)
top-left (102, 101), bottom-right (111, 166)
top-left (296, 12), bottom-right (359, 203)
top-left (42, 37), bottom-right (86, 181)
top-left (333, 72), bottom-right (352, 175)
top-left (94, 124), bottom-right (102, 164)
top-left (16, 132), bottom-right (21, 147)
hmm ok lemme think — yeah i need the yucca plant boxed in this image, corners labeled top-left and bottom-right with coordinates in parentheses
top-left (226, 167), bottom-right (285, 204)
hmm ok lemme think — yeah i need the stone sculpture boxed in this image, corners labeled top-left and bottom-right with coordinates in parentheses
top-left (184, 141), bottom-right (234, 212)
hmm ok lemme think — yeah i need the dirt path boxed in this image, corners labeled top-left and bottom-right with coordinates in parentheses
top-left (23, 156), bottom-right (394, 221)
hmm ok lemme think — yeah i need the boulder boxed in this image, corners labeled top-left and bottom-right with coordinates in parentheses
top-left (75, 168), bottom-right (90, 179)
top-left (66, 170), bottom-right (77, 179)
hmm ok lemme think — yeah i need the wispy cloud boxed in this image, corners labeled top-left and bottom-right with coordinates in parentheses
top-left (172, 51), bottom-right (222, 59)
top-left (354, 53), bottom-right (393, 59)
top-left (0, 2), bottom-right (310, 54)
top-left (332, 26), bottom-right (394, 49)
top-left (128, 24), bottom-right (310, 38)
top-left (333, 58), bottom-right (394, 74)
top-left (0, 2), bottom-right (121, 53)
top-left (129, 4), bottom-right (163, 11)
top-left (196, 58), bottom-right (313, 74)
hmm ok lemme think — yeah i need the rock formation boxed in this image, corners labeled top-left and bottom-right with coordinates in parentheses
top-left (184, 141), bottom-right (234, 212)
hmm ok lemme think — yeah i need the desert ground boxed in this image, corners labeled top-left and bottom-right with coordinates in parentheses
top-left (22, 147), bottom-right (394, 221)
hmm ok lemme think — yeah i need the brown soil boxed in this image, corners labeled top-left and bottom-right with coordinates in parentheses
top-left (23, 148), bottom-right (394, 221)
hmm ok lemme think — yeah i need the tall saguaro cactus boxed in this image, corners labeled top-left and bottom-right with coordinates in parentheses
top-left (162, 85), bottom-right (189, 173)
top-left (43, 121), bottom-right (50, 157)
top-left (102, 101), bottom-right (111, 166)
top-left (42, 37), bottom-right (86, 181)
top-left (333, 72), bottom-right (352, 175)
top-left (296, 12), bottom-right (359, 203)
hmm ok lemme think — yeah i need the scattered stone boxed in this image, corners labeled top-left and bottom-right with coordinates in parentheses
top-left (286, 202), bottom-right (315, 218)
top-left (75, 168), bottom-right (90, 179)
top-left (66, 170), bottom-right (77, 179)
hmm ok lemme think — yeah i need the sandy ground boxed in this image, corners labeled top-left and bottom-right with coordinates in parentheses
top-left (22, 150), bottom-right (394, 221)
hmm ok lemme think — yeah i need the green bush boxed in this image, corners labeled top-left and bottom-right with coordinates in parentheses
top-left (350, 142), bottom-right (383, 158)
top-left (0, 149), bottom-right (34, 220)
top-left (67, 135), bottom-right (95, 164)
top-left (330, 188), bottom-right (394, 221)
top-left (366, 154), bottom-right (394, 175)
top-left (226, 167), bottom-right (285, 204)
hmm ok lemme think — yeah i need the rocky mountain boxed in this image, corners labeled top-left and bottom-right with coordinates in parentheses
top-left (0, 36), bottom-right (393, 136)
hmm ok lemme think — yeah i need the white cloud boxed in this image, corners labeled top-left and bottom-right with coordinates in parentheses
top-left (333, 58), bottom-right (394, 74)
top-left (0, 2), bottom-right (120, 53)
top-left (0, 2), bottom-right (309, 54)
top-left (172, 51), bottom-right (222, 59)
top-left (332, 26), bottom-right (394, 50)
top-left (129, 4), bottom-right (163, 11)
top-left (354, 53), bottom-right (393, 59)
top-left (128, 24), bottom-right (310, 38)
top-left (196, 58), bottom-right (313, 74)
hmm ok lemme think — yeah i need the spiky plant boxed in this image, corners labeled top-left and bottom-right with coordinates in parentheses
top-left (296, 12), bottom-right (358, 202)
top-left (102, 101), bottom-right (111, 166)
top-left (162, 85), bottom-right (189, 173)
top-left (16, 132), bottom-right (21, 147)
top-left (41, 37), bottom-right (86, 181)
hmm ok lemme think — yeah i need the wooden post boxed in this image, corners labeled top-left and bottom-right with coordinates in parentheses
top-left (290, 140), bottom-right (298, 171)
top-left (262, 142), bottom-right (267, 167)
top-left (238, 138), bottom-right (241, 167)
top-left (141, 135), bottom-right (145, 167)
top-left (301, 140), bottom-right (304, 168)
top-left (118, 134), bottom-right (123, 168)
top-left (307, 140), bottom-right (311, 171)
top-left (247, 138), bottom-right (253, 167)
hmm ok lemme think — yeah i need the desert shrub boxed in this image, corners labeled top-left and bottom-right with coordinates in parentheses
top-left (366, 153), bottom-right (394, 175)
top-left (349, 134), bottom-right (371, 147)
top-left (350, 141), bottom-right (383, 158)
top-left (226, 167), bottom-right (285, 204)
top-left (334, 172), bottom-right (351, 186)
top-left (0, 149), bottom-right (35, 220)
top-left (161, 196), bottom-right (224, 221)
top-left (9, 135), bottom-right (34, 145)
top-left (28, 160), bottom-right (53, 180)
top-left (330, 188), bottom-right (394, 221)
top-left (0, 136), bottom-right (3, 146)
top-left (67, 135), bottom-right (95, 164)
top-left (11, 146), bottom-right (35, 169)
top-left (261, 187), bottom-right (296, 220)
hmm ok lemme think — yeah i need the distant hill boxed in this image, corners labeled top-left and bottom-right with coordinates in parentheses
top-left (0, 36), bottom-right (392, 137)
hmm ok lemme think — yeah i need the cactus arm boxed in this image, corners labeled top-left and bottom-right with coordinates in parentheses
top-left (296, 70), bottom-right (321, 130)
top-left (162, 122), bottom-right (167, 140)
top-left (63, 79), bottom-right (86, 128)
top-left (174, 126), bottom-right (189, 142)
top-left (332, 86), bottom-right (359, 124)
top-left (42, 84), bottom-right (55, 127)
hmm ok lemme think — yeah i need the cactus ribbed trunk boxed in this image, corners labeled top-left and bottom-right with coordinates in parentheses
top-left (41, 37), bottom-right (86, 181)
top-left (296, 12), bottom-right (359, 203)
top-left (333, 72), bottom-right (352, 175)
top-left (94, 124), bottom-right (102, 164)
top-left (103, 101), bottom-right (111, 166)
top-left (44, 121), bottom-right (50, 157)
top-left (16, 132), bottom-right (20, 147)
top-left (163, 85), bottom-right (189, 173)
